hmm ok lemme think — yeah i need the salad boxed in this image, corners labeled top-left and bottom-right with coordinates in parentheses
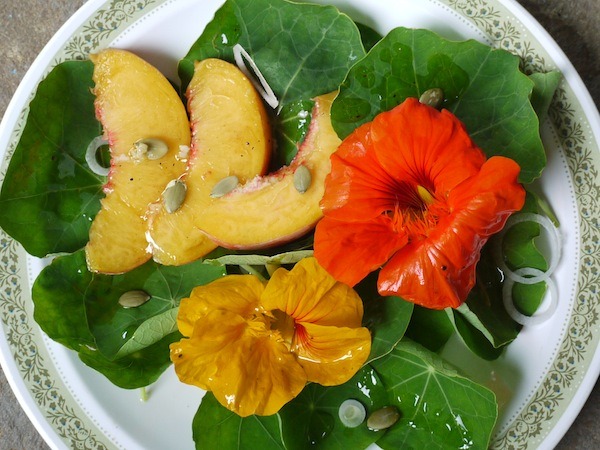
top-left (0, 0), bottom-right (565, 448)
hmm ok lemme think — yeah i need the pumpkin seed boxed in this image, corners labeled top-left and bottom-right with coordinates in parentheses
top-left (366, 406), bottom-right (400, 431)
top-left (293, 165), bottom-right (312, 194)
top-left (210, 175), bottom-right (239, 198)
top-left (130, 138), bottom-right (169, 161)
top-left (129, 140), bottom-right (148, 162)
top-left (419, 88), bottom-right (444, 109)
top-left (163, 179), bottom-right (187, 213)
top-left (144, 138), bottom-right (169, 160)
top-left (119, 290), bottom-right (150, 308)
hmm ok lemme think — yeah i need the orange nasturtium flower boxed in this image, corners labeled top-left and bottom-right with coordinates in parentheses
top-left (170, 257), bottom-right (371, 417)
top-left (314, 98), bottom-right (526, 310)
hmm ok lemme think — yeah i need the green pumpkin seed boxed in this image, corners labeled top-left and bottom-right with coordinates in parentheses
top-left (210, 175), bottom-right (239, 198)
top-left (130, 138), bottom-right (169, 161)
top-left (419, 88), bottom-right (444, 109)
top-left (293, 165), bottom-right (312, 194)
top-left (118, 290), bottom-right (150, 308)
top-left (163, 179), bottom-right (187, 213)
top-left (366, 406), bottom-right (400, 431)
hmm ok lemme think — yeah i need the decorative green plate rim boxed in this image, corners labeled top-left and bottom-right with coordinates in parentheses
top-left (0, 0), bottom-right (598, 449)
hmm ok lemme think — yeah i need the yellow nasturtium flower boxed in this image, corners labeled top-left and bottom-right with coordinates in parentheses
top-left (170, 257), bottom-right (371, 417)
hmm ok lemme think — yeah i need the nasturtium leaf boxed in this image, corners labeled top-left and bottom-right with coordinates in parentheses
top-left (280, 366), bottom-right (389, 450)
top-left (115, 308), bottom-right (179, 358)
top-left (371, 340), bottom-right (498, 450)
top-left (0, 60), bottom-right (103, 256)
top-left (179, 0), bottom-right (364, 161)
top-left (331, 27), bottom-right (546, 182)
top-left (405, 305), bottom-right (454, 353)
top-left (78, 334), bottom-right (181, 389)
top-left (180, 0), bottom-right (364, 103)
top-left (448, 305), bottom-right (505, 361)
top-left (32, 251), bottom-right (96, 351)
top-left (192, 392), bottom-right (285, 450)
top-left (356, 22), bottom-right (383, 52)
top-left (529, 71), bottom-right (562, 125)
top-left (272, 99), bottom-right (314, 167)
top-left (355, 273), bottom-right (413, 363)
top-left (32, 249), bottom-right (225, 387)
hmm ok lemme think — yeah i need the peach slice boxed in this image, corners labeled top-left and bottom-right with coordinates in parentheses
top-left (85, 49), bottom-right (190, 274)
top-left (195, 92), bottom-right (340, 249)
top-left (147, 58), bottom-right (272, 265)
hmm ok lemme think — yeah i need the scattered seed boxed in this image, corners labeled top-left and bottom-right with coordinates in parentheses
top-left (366, 406), bottom-right (400, 431)
top-left (210, 175), bottom-right (239, 198)
top-left (129, 140), bottom-right (148, 162)
top-left (118, 290), bottom-right (150, 308)
top-left (293, 165), bottom-right (312, 194)
top-left (419, 88), bottom-right (444, 109)
top-left (130, 138), bottom-right (169, 161)
top-left (163, 179), bottom-right (187, 213)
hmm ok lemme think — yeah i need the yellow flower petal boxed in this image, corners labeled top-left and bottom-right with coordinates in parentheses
top-left (170, 309), bottom-right (246, 391)
top-left (171, 307), bottom-right (307, 417)
top-left (261, 257), bottom-right (364, 328)
top-left (294, 322), bottom-right (371, 386)
top-left (177, 275), bottom-right (264, 337)
top-left (210, 333), bottom-right (307, 416)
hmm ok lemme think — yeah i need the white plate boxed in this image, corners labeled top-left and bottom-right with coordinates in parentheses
top-left (1, 0), bottom-right (599, 449)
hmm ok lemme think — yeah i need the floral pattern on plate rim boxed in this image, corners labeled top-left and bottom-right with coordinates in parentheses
top-left (0, 0), bottom-right (598, 449)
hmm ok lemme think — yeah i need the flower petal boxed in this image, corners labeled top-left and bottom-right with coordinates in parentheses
top-left (209, 333), bottom-right (307, 417)
top-left (377, 239), bottom-right (472, 309)
top-left (170, 309), bottom-right (246, 391)
top-left (371, 99), bottom-right (486, 194)
top-left (261, 257), bottom-right (364, 328)
top-left (378, 156), bottom-right (525, 309)
top-left (320, 122), bottom-right (400, 221)
top-left (448, 156), bottom-right (526, 234)
top-left (171, 309), bottom-right (307, 417)
top-left (314, 214), bottom-right (408, 287)
top-left (294, 322), bottom-right (371, 386)
top-left (177, 275), bottom-right (264, 337)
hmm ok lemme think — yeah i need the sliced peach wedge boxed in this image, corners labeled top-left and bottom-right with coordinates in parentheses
top-left (193, 91), bottom-right (341, 250)
top-left (85, 48), bottom-right (190, 274)
top-left (146, 58), bottom-right (272, 265)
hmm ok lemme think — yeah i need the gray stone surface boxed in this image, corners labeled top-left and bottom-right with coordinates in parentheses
top-left (0, 0), bottom-right (599, 449)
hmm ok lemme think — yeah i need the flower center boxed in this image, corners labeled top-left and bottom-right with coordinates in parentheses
top-left (389, 182), bottom-right (444, 238)
top-left (416, 185), bottom-right (435, 206)
top-left (270, 309), bottom-right (296, 348)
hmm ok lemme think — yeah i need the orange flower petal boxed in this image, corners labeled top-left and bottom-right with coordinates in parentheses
top-left (261, 257), bottom-right (365, 328)
top-left (378, 156), bottom-right (525, 309)
top-left (448, 156), bottom-right (526, 233)
top-left (320, 122), bottom-right (401, 221)
top-left (294, 322), bottom-right (371, 386)
top-left (177, 275), bottom-right (264, 337)
top-left (371, 98), bottom-right (486, 194)
top-left (314, 214), bottom-right (408, 287)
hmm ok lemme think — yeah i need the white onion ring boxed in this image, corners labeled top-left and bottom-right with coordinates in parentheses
top-left (85, 136), bottom-right (110, 176)
top-left (233, 44), bottom-right (279, 109)
top-left (495, 212), bottom-right (561, 285)
top-left (338, 399), bottom-right (366, 428)
top-left (502, 267), bottom-right (558, 326)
